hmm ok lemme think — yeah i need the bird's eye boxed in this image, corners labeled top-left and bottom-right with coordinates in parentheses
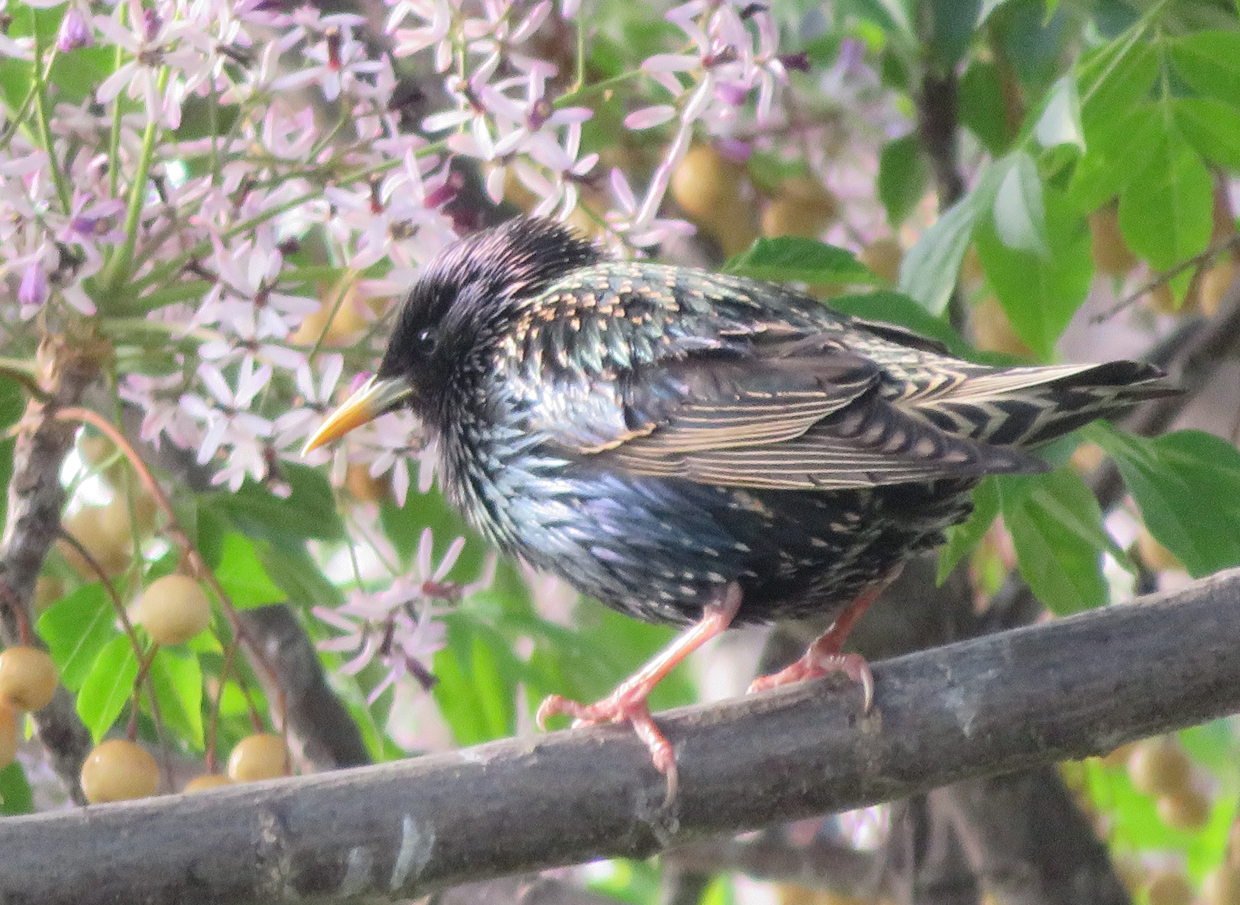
top-left (417, 328), bottom-right (437, 351)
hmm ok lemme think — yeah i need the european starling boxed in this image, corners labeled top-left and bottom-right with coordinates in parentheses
top-left (306, 216), bottom-right (1175, 793)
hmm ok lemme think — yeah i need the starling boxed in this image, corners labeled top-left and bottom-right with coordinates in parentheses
top-left (306, 217), bottom-right (1175, 793)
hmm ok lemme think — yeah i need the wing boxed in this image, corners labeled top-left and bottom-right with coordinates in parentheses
top-left (505, 261), bottom-right (1046, 490)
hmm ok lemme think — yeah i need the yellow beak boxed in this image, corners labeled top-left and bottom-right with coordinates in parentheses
top-left (302, 375), bottom-right (413, 454)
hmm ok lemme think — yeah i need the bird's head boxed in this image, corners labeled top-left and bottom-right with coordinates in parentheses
top-left (303, 217), bottom-right (601, 453)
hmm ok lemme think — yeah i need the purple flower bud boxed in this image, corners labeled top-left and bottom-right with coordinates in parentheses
top-left (57, 7), bottom-right (93, 51)
top-left (779, 51), bottom-right (810, 73)
top-left (18, 262), bottom-right (48, 307)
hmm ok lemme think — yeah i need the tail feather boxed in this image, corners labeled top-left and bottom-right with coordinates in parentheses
top-left (910, 360), bottom-right (1178, 449)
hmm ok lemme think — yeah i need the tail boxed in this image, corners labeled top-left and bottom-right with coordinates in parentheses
top-left (910, 360), bottom-right (1179, 449)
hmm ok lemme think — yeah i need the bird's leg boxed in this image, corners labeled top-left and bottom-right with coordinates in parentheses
top-left (746, 580), bottom-right (888, 711)
top-left (536, 582), bottom-right (743, 800)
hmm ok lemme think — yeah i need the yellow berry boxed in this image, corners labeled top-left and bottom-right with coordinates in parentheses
top-left (1128, 740), bottom-right (1193, 797)
top-left (60, 506), bottom-right (132, 578)
top-left (1157, 788), bottom-right (1212, 832)
top-left (1203, 863), bottom-right (1240, 905)
top-left (1199, 258), bottom-right (1235, 317)
top-left (292, 286), bottom-right (369, 347)
top-left (858, 237), bottom-right (903, 283)
top-left (1146, 869), bottom-right (1194, 905)
top-left (227, 733), bottom-right (290, 782)
top-left (133, 574), bottom-right (212, 646)
top-left (81, 739), bottom-right (160, 803)
top-left (0, 646), bottom-right (58, 712)
top-left (972, 296), bottom-right (1032, 358)
top-left (0, 702), bottom-right (18, 769)
top-left (34, 575), bottom-right (64, 612)
top-left (761, 177), bottom-right (839, 240)
top-left (183, 773), bottom-right (233, 794)
top-left (1089, 206), bottom-right (1137, 277)
top-left (671, 144), bottom-right (746, 222)
top-left (1136, 529), bottom-right (1183, 573)
top-left (1097, 740), bottom-right (1138, 769)
top-left (345, 464), bottom-right (391, 504)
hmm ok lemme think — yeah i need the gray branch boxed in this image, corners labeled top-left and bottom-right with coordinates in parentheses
top-left (2, 567), bottom-right (1239, 905)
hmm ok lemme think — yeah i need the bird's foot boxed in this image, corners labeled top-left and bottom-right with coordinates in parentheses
top-left (537, 688), bottom-right (679, 802)
top-left (746, 647), bottom-right (874, 712)
top-left (534, 582), bottom-right (742, 806)
top-left (746, 581), bottom-right (886, 711)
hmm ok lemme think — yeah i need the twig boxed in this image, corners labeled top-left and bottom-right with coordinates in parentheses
top-left (1091, 233), bottom-right (1240, 324)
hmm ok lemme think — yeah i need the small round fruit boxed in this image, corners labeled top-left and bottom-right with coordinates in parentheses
top-left (1136, 529), bottom-right (1183, 573)
top-left (34, 575), bottom-right (64, 612)
top-left (972, 296), bottom-right (1032, 358)
top-left (1157, 788), bottom-right (1212, 832)
top-left (60, 506), bottom-right (132, 578)
top-left (0, 702), bottom-right (18, 769)
top-left (80, 740), bottom-right (159, 803)
top-left (291, 289), bottom-right (369, 347)
top-left (1203, 863), bottom-right (1240, 905)
top-left (100, 492), bottom-right (157, 541)
top-left (1199, 259), bottom-right (1235, 317)
top-left (0, 646), bottom-right (58, 712)
top-left (671, 144), bottom-right (746, 222)
top-left (859, 237), bottom-right (903, 283)
top-left (761, 177), bottom-right (839, 240)
top-left (1128, 740), bottom-right (1192, 797)
top-left (1146, 869), bottom-right (1194, 905)
top-left (183, 773), bottom-right (233, 794)
top-left (133, 574), bottom-right (212, 645)
top-left (345, 464), bottom-right (391, 504)
top-left (1147, 281), bottom-right (1182, 315)
top-left (1089, 206), bottom-right (1137, 277)
top-left (227, 734), bottom-right (290, 782)
top-left (1097, 740), bottom-right (1138, 769)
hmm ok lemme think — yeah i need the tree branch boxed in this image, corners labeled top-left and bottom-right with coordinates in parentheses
top-left (2, 568), bottom-right (1239, 905)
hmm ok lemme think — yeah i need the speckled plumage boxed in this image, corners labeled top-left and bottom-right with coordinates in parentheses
top-left (377, 217), bottom-right (1174, 629)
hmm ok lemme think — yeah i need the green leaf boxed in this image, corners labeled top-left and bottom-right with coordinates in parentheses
top-left (1035, 75), bottom-right (1085, 151)
top-left (0, 762), bottom-right (33, 815)
top-left (432, 616), bottom-right (520, 746)
top-left (976, 186), bottom-right (1093, 358)
top-left (214, 532), bottom-right (285, 609)
top-left (723, 237), bottom-right (876, 285)
top-left (1077, 38), bottom-right (1158, 135)
top-left (211, 462), bottom-right (344, 546)
top-left (828, 291), bottom-right (972, 358)
top-left (959, 60), bottom-right (1010, 152)
top-left (992, 150), bottom-right (1049, 255)
top-left (1118, 130), bottom-right (1213, 273)
top-left (147, 647), bottom-right (204, 749)
top-left (1173, 97), bottom-right (1240, 172)
top-left (1169, 30), bottom-right (1240, 105)
top-left (1067, 104), bottom-right (1161, 212)
top-left (878, 134), bottom-right (928, 226)
top-left (938, 477), bottom-right (1000, 582)
top-left (900, 163), bottom-right (1001, 314)
top-left (1092, 426), bottom-right (1240, 577)
top-left (924, 0), bottom-right (981, 68)
top-left (37, 584), bottom-right (120, 692)
top-left (77, 635), bottom-right (140, 742)
top-left (999, 470), bottom-right (1110, 615)
top-left (261, 545), bottom-right (344, 611)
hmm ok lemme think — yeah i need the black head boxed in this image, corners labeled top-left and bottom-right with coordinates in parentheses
top-left (377, 217), bottom-right (602, 412)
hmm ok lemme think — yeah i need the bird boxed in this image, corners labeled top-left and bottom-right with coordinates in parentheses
top-left (305, 215), bottom-right (1176, 797)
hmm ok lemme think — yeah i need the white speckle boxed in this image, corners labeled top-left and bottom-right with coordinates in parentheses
top-left (390, 814), bottom-right (436, 891)
top-left (340, 846), bottom-right (374, 896)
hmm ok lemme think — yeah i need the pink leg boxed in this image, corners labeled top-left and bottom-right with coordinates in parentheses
top-left (746, 581), bottom-right (887, 711)
top-left (537, 583), bottom-right (743, 802)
